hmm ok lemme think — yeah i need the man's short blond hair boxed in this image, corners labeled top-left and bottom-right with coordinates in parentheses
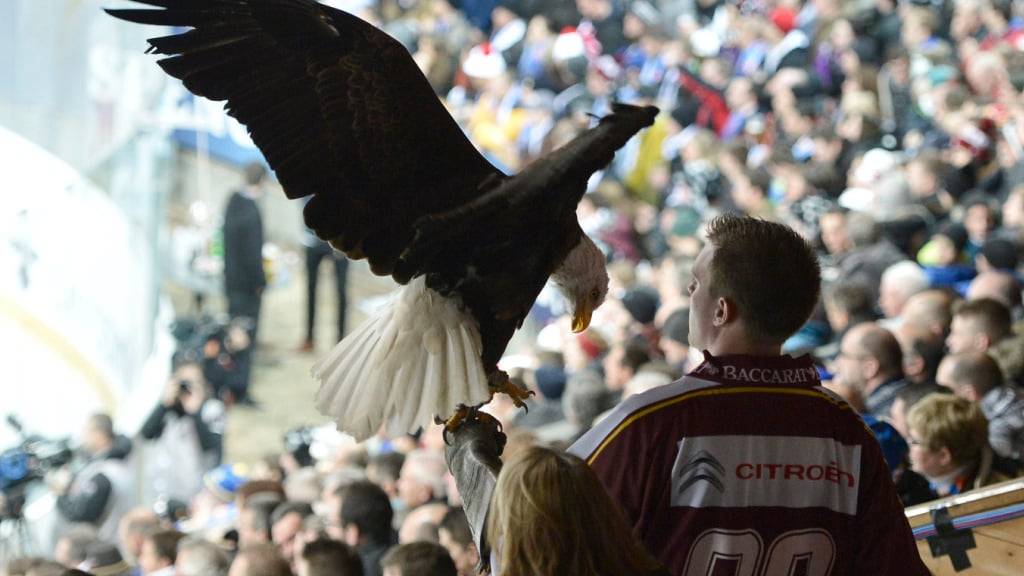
top-left (907, 394), bottom-right (989, 466)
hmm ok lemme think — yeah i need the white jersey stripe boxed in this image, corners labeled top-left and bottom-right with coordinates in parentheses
top-left (568, 375), bottom-right (722, 461)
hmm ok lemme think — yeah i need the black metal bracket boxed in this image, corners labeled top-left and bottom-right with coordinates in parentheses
top-left (926, 506), bottom-right (976, 572)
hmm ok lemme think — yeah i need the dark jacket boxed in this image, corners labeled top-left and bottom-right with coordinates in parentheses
top-left (980, 385), bottom-right (1024, 462)
top-left (57, 435), bottom-right (134, 538)
top-left (835, 239), bottom-right (906, 302)
top-left (864, 377), bottom-right (912, 421)
top-left (223, 191), bottom-right (265, 294)
top-left (358, 540), bottom-right (390, 576)
top-left (895, 467), bottom-right (937, 507)
top-left (140, 402), bottom-right (223, 465)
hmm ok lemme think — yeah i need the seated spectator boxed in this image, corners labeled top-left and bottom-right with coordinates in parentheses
top-left (657, 308), bottom-right (691, 375)
top-left (834, 212), bottom-right (905, 302)
top-left (291, 513), bottom-right (331, 567)
top-left (486, 445), bottom-right (667, 575)
top-left (917, 222), bottom-right (976, 293)
top-left (138, 530), bottom-right (185, 576)
top-left (185, 465), bottom-right (247, 547)
top-left (380, 542), bottom-right (456, 576)
top-left (621, 286), bottom-right (660, 331)
top-left (398, 501), bottom-right (448, 544)
top-left (937, 352), bottom-right (1024, 462)
top-left (396, 450), bottom-right (447, 517)
top-left (888, 382), bottom-right (949, 441)
top-left (236, 479), bottom-right (286, 507)
top-left (271, 502), bottom-right (315, 565)
top-left (863, 415), bottom-right (936, 507)
top-left (824, 282), bottom-right (877, 338)
top-left (228, 543), bottom-right (292, 576)
top-left (899, 289), bottom-right (956, 341)
top-left (438, 507), bottom-right (478, 576)
top-left (297, 539), bottom-right (363, 576)
top-left (893, 324), bottom-right (944, 387)
top-left (948, 298), bottom-right (1024, 385)
top-left (904, 151), bottom-right (955, 220)
top-left (366, 452), bottom-right (404, 502)
top-left (962, 196), bottom-right (997, 259)
top-left (907, 394), bottom-right (1021, 497)
top-left (601, 335), bottom-right (651, 401)
top-left (512, 363), bottom-right (567, 429)
top-left (1000, 185), bottom-right (1024, 241)
top-left (730, 167), bottom-right (776, 221)
top-left (833, 322), bottom-right (910, 418)
top-left (947, 298), bottom-right (1014, 354)
top-left (82, 542), bottom-right (132, 576)
top-left (967, 270), bottom-right (1022, 311)
top-left (976, 238), bottom-right (1019, 273)
top-left (54, 524), bottom-right (99, 569)
top-left (320, 469), bottom-right (365, 541)
top-left (117, 507), bottom-right (160, 572)
top-left (176, 536), bottom-right (230, 576)
top-left (283, 467), bottom-right (322, 504)
top-left (238, 494), bottom-right (281, 548)
top-left (535, 369), bottom-right (608, 445)
top-left (339, 481), bottom-right (395, 576)
top-left (878, 261), bottom-right (930, 325)
top-left (819, 208), bottom-right (852, 261)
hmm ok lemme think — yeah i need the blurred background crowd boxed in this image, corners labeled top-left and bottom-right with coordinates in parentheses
top-left (4, 0), bottom-right (1024, 574)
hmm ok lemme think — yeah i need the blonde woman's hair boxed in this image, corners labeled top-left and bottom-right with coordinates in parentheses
top-left (907, 393), bottom-right (989, 466)
top-left (487, 445), bottom-right (663, 576)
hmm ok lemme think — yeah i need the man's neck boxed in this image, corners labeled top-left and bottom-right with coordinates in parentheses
top-left (706, 332), bottom-right (782, 357)
top-left (863, 374), bottom-right (899, 396)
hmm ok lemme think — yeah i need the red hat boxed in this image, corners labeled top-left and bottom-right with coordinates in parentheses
top-left (770, 7), bottom-right (796, 34)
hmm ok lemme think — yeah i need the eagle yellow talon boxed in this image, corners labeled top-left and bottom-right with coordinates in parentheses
top-left (438, 405), bottom-right (472, 436)
top-left (437, 406), bottom-right (502, 445)
top-left (489, 372), bottom-right (534, 409)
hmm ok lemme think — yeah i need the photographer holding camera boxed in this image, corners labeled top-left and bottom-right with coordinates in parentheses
top-left (48, 413), bottom-right (135, 543)
top-left (140, 360), bottom-right (225, 505)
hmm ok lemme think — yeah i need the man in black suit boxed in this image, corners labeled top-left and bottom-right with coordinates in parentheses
top-left (223, 162), bottom-right (267, 377)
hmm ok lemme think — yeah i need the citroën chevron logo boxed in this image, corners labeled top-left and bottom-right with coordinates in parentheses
top-left (675, 449), bottom-right (726, 494)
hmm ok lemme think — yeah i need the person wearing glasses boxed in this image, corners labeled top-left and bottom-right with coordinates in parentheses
top-left (832, 322), bottom-right (911, 419)
top-left (906, 393), bottom-right (1021, 497)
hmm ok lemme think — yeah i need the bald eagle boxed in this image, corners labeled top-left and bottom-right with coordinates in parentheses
top-left (109, 0), bottom-right (657, 439)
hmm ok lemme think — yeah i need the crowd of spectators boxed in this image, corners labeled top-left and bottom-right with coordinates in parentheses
top-left (7, 0), bottom-right (1024, 573)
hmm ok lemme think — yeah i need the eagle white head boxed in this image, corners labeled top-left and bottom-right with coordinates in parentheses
top-left (552, 234), bottom-right (609, 333)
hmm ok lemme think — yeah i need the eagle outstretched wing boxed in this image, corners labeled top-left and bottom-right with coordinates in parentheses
top-left (107, 0), bottom-right (504, 279)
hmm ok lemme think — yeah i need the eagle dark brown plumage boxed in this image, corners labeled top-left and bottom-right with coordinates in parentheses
top-left (108, 0), bottom-right (657, 439)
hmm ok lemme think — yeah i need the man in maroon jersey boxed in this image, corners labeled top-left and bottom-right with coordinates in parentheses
top-left (569, 215), bottom-right (927, 575)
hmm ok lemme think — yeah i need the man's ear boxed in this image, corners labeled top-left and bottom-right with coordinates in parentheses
top-left (976, 334), bottom-right (992, 351)
top-left (904, 355), bottom-right (925, 378)
top-left (714, 296), bottom-right (736, 326)
top-left (938, 446), bottom-right (954, 469)
top-left (342, 524), bottom-right (361, 547)
top-left (862, 358), bottom-right (881, 381)
top-left (961, 385), bottom-right (980, 403)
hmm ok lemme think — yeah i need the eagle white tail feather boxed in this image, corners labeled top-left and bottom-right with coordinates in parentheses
top-left (313, 277), bottom-right (491, 440)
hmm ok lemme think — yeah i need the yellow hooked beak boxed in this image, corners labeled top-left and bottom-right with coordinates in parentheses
top-left (572, 303), bottom-right (593, 333)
